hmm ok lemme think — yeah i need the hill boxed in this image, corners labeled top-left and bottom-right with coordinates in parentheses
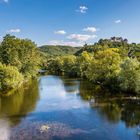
top-left (39, 45), bottom-right (81, 56)
top-left (75, 37), bottom-right (140, 59)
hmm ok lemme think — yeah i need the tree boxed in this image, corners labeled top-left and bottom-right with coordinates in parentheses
top-left (19, 39), bottom-right (40, 77)
top-left (86, 48), bottom-right (121, 87)
top-left (78, 51), bottom-right (93, 77)
top-left (47, 55), bottom-right (77, 76)
top-left (47, 57), bottom-right (63, 75)
top-left (0, 34), bottom-right (40, 78)
top-left (118, 58), bottom-right (140, 94)
top-left (0, 63), bottom-right (24, 92)
top-left (61, 55), bottom-right (77, 76)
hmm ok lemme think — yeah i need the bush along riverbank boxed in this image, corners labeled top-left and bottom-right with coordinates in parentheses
top-left (0, 35), bottom-right (42, 95)
top-left (44, 38), bottom-right (140, 96)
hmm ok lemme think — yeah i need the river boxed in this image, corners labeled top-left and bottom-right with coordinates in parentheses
top-left (0, 75), bottom-right (139, 140)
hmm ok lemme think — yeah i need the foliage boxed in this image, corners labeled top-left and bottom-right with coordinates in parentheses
top-left (0, 63), bottom-right (24, 92)
top-left (118, 58), bottom-right (140, 94)
top-left (1, 35), bottom-right (140, 95)
top-left (47, 55), bottom-right (77, 76)
top-left (75, 37), bottom-right (140, 59)
top-left (78, 51), bottom-right (93, 77)
top-left (61, 55), bottom-right (77, 76)
top-left (0, 34), bottom-right (40, 78)
top-left (47, 57), bottom-right (63, 75)
top-left (46, 37), bottom-right (140, 95)
top-left (0, 34), bottom-right (41, 94)
top-left (85, 48), bottom-right (121, 85)
top-left (39, 45), bottom-right (81, 56)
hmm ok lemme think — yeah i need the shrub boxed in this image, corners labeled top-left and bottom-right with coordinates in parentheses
top-left (0, 63), bottom-right (24, 92)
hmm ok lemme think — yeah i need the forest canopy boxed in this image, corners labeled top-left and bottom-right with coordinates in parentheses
top-left (45, 37), bottom-right (140, 95)
top-left (1, 35), bottom-right (140, 95)
top-left (0, 34), bottom-right (41, 93)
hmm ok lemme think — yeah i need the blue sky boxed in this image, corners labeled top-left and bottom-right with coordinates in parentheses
top-left (0, 0), bottom-right (140, 46)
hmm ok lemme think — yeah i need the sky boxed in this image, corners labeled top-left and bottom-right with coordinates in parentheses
top-left (0, 0), bottom-right (140, 46)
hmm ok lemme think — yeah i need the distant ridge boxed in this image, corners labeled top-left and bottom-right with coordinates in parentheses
top-left (38, 45), bottom-right (82, 56)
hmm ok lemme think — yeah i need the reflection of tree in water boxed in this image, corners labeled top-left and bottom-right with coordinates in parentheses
top-left (97, 101), bottom-right (121, 123)
top-left (121, 100), bottom-right (140, 127)
top-left (79, 81), bottom-right (101, 100)
top-left (0, 79), bottom-right (39, 126)
top-left (100, 99), bottom-right (140, 128)
top-left (79, 80), bottom-right (140, 128)
top-left (60, 76), bottom-right (80, 93)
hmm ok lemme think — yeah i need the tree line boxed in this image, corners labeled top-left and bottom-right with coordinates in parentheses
top-left (45, 38), bottom-right (140, 95)
top-left (1, 35), bottom-right (140, 95)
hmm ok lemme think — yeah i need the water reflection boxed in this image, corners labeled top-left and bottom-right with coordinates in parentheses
top-left (0, 75), bottom-right (139, 140)
top-left (0, 79), bottom-right (39, 126)
top-left (37, 76), bottom-right (87, 112)
top-left (0, 119), bottom-right (10, 140)
top-left (60, 77), bottom-right (80, 94)
top-left (79, 80), bottom-right (140, 128)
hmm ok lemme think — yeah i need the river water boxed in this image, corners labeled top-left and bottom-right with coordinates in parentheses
top-left (0, 75), bottom-right (139, 140)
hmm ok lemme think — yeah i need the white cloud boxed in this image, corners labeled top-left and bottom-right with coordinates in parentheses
top-left (7, 29), bottom-right (21, 33)
top-left (48, 40), bottom-right (83, 47)
top-left (0, 36), bottom-right (3, 43)
top-left (2, 0), bottom-right (8, 3)
top-left (54, 30), bottom-right (66, 35)
top-left (77, 6), bottom-right (88, 14)
top-left (83, 27), bottom-right (97, 33)
top-left (67, 34), bottom-right (97, 42)
top-left (115, 20), bottom-right (122, 24)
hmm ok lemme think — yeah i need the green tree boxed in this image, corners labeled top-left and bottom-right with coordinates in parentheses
top-left (78, 51), bottom-right (93, 77)
top-left (0, 34), bottom-right (40, 78)
top-left (0, 63), bottom-right (24, 92)
top-left (61, 55), bottom-right (77, 76)
top-left (86, 48), bottom-right (122, 87)
top-left (119, 58), bottom-right (140, 94)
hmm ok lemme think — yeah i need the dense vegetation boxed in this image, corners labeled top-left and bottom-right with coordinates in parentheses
top-left (39, 45), bottom-right (81, 56)
top-left (0, 34), bottom-right (41, 94)
top-left (46, 37), bottom-right (140, 95)
top-left (1, 35), bottom-right (140, 96)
